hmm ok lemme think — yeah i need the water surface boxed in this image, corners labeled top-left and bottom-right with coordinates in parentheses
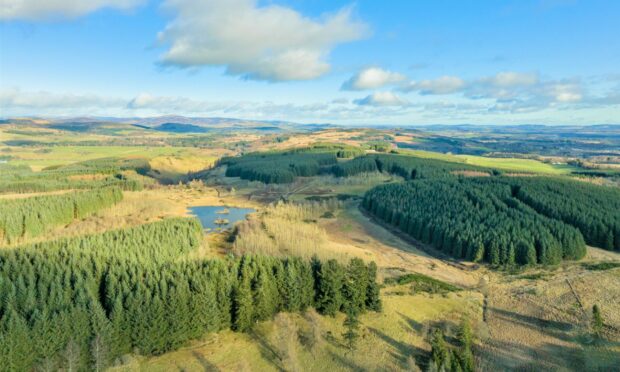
top-left (189, 206), bottom-right (255, 232)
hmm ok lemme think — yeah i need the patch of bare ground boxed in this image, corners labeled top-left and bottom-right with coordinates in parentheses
top-left (505, 172), bottom-right (538, 177)
top-left (451, 170), bottom-right (491, 177)
top-left (67, 173), bottom-right (110, 181)
top-left (321, 203), bottom-right (480, 288)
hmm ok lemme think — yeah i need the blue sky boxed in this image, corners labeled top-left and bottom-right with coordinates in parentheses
top-left (1, 0), bottom-right (619, 124)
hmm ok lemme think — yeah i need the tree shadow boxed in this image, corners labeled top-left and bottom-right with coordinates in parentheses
top-left (191, 351), bottom-right (221, 372)
top-left (478, 337), bottom-right (590, 371)
top-left (368, 327), bottom-right (429, 369)
top-left (489, 307), bottom-right (579, 343)
top-left (326, 349), bottom-right (368, 371)
top-left (397, 312), bottom-right (425, 334)
top-left (247, 330), bottom-right (285, 372)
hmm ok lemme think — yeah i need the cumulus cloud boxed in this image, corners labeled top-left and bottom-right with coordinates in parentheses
top-left (354, 91), bottom-right (408, 107)
top-left (158, 0), bottom-right (367, 82)
top-left (341, 67), bottom-right (406, 90)
top-left (0, 0), bottom-right (144, 20)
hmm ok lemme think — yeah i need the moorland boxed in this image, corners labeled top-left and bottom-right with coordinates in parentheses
top-left (0, 117), bottom-right (619, 371)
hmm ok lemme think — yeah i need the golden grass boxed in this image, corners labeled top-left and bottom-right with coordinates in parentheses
top-left (109, 288), bottom-right (482, 372)
top-left (232, 200), bottom-right (353, 261)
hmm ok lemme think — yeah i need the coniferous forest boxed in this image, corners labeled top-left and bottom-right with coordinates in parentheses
top-left (363, 176), bottom-right (620, 265)
top-left (0, 187), bottom-right (123, 244)
top-left (0, 218), bottom-right (381, 371)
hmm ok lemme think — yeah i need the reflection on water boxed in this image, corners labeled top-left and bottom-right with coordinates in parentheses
top-left (189, 206), bottom-right (255, 232)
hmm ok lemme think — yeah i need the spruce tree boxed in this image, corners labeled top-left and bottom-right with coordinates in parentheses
top-left (342, 308), bottom-right (360, 351)
top-left (365, 261), bottom-right (382, 312)
top-left (232, 267), bottom-right (254, 332)
top-left (315, 259), bottom-right (344, 316)
top-left (430, 328), bottom-right (450, 370)
top-left (592, 304), bottom-right (604, 338)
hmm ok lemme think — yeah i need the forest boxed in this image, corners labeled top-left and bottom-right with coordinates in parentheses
top-left (331, 153), bottom-right (497, 179)
top-left (0, 218), bottom-right (381, 371)
top-left (511, 177), bottom-right (620, 251)
top-left (221, 151), bottom-right (338, 184)
top-left (219, 151), bottom-right (495, 184)
top-left (363, 177), bottom-right (589, 265)
top-left (0, 187), bottom-right (123, 244)
top-left (0, 159), bottom-right (147, 193)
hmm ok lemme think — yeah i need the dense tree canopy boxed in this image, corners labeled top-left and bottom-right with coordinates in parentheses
top-left (331, 154), bottom-right (492, 179)
top-left (0, 158), bottom-right (147, 193)
top-left (0, 187), bottom-right (123, 244)
top-left (363, 177), bottom-right (589, 265)
top-left (221, 152), bottom-right (338, 184)
top-left (510, 177), bottom-right (620, 251)
top-left (0, 218), bottom-right (380, 370)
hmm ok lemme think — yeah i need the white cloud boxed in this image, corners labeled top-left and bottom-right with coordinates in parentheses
top-left (0, 88), bottom-right (124, 109)
top-left (354, 91), bottom-right (408, 107)
top-left (0, 0), bottom-right (144, 20)
top-left (482, 71), bottom-right (539, 87)
top-left (403, 76), bottom-right (466, 95)
top-left (341, 67), bottom-right (406, 90)
top-left (158, 0), bottom-right (367, 82)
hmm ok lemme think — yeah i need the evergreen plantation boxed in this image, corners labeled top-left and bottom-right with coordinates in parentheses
top-left (330, 153), bottom-right (493, 179)
top-left (363, 176), bottom-right (620, 266)
top-left (221, 152), bottom-right (338, 184)
top-left (0, 218), bottom-right (381, 371)
top-left (218, 151), bottom-right (494, 184)
top-left (0, 158), bottom-right (147, 193)
top-left (0, 187), bottom-right (123, 244)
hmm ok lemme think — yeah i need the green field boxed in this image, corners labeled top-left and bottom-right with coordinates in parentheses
top-left (396, 148), bottom-right (576, 174)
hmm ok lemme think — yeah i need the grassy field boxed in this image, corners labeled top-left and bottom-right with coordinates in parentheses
top-left (109, 287), bottom-right (482, 372)
top-left (397, 148), bottom-right (577, 174)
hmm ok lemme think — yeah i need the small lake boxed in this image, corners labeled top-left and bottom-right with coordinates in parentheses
top-left (189, 206), bottom-right (255, 232)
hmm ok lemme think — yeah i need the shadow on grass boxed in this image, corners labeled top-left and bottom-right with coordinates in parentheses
top-left (247, 330), bottom-right (285, 372)
top-left (191, 351), bottom-right (221, 372)
top-left (368, 326), bottom-right (429, 369)
top-left (327, 349), bottom-right (367, 371)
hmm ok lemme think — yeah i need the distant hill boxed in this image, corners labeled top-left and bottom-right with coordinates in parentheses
top-left (151, 122), bottom-right (211, 133)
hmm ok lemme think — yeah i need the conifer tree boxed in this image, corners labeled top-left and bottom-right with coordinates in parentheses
top-left (365, 261), bottom-right (382, 312)
top-left (342, 308), bottom-right (360, 351)
top-left (592, 304), bottom-right (604, 338)
top-left (315, 259), bottom-right (344, 316)
top-left (233, 266), bottom-right (254, 332)
top-left (430, 328), bottom-right (450, 370)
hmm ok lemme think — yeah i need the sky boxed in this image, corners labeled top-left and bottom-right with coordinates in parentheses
top-left (1, 0), bottom-right (619, 125)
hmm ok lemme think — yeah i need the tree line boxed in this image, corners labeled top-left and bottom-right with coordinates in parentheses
top-left (0, 159), bottom-right (146, 193)
top-left (331, 154), bottom-right (494, 179)
top-left (0, 187), bottom-right (123, 244)
top-left (511, 177), bottom-right (620, 251)
top-left (363, 177), bottom-right (587, 266)
top-left (221, 152), bottom-right (338, 184)
top-left (0, 218), bottom-right (381, 371)
top-left (220, 151), bottom-right (496, 185)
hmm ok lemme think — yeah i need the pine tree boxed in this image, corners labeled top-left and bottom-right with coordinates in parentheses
top-left (430, 328), bottom-right (449, 370)
top-left (365, 261), bottom-right (382, 312)
top-left (253, 264), bottom-right (278, 321)
top-left (457, 318), bottom-right (474, 372)
top-left (592, 304), bottom-right (604, 338)
top-left (342, 309), bottom-right (360, 351)
top-left (232, 267), bottom-right (254, 332)
top-left (315, 259), bottom-right (344, 316)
